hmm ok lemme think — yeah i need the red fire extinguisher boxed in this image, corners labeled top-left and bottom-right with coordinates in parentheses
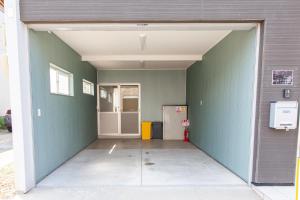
top-left (182, 119), bottom-right (190, 142)
top-left (184, 128), bottom-right (189, 142)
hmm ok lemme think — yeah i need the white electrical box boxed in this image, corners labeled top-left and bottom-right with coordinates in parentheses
top-left (269, 101), bottom-right (298, 130)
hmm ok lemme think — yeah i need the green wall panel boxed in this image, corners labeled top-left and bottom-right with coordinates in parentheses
top-left (187, 29), bottom-right (257, 181)
top-left (29, 30), bottom-right (98, 182)
top-left (98, 70), bottom-right (186, 121)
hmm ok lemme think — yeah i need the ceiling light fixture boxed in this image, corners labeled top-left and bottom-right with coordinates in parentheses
top-left (139, 34), bottom-right (147, 51)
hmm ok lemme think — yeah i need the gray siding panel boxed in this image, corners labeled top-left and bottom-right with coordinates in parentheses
top-left (20, 0), bottom-right (300, 184)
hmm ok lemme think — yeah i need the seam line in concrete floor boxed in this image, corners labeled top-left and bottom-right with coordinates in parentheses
top-left (37, 185), bottom-right (252, 189)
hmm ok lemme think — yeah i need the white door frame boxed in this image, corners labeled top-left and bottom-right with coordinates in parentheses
top-left (5, 0), bottom-right (36, 192)
top-left (97, 83), bottom-right (141, 137)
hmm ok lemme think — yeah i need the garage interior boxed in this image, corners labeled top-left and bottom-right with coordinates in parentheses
top-left (28, 23), bottom-right (259, 188)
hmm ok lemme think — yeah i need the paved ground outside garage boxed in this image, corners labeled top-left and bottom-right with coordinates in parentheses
top-left (0, 130), bottom-right (15, 199)
top-left (0, 130), bottom-right (12, 154)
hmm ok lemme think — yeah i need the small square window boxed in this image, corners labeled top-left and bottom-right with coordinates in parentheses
top-left (49, 63), bottom-right (74, 96)
top-left (82, 79), bottom-right (94, 96)
top-left (100, 88), bottom-right (107, 99)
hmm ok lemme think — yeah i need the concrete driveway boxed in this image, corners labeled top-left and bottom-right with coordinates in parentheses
top-left (0, 129), bottom-right (15, 199)
top-left (0, 129), bottom-right (13, 168)
top-left (13, 139), bottom-right (262, 200)
top-left (16, 186), bottom-right (262, 200)
top-left (0, 130), bottom-right (12, 154)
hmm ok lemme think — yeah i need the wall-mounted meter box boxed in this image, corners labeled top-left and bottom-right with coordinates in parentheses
top-left (269, 101), bottom-right (298, 130)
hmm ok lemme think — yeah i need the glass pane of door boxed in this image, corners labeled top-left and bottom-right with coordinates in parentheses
top-left (99, 85), bottom-right (119, 134)
top-left (120, 85), bottom-right (139, 134)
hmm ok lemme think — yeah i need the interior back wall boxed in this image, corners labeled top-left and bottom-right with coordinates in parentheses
top-left (98, 70), bottom-right (186, 121)
top-left (29, 30), bottom-right (98, 182)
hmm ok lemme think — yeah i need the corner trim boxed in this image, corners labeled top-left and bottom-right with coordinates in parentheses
top-left (5, 0), bottom-right (36, 192)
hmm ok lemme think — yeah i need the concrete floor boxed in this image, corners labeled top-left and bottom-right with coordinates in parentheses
top-left (253, 186), bottom-right (295, 200)
top-left (38, 139), bottom-right (245, 187)
top-left (16, 139), bottom-right (262, 200)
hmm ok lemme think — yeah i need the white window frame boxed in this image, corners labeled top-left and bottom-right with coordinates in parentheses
top-left (49, 63), bottom-right (74, 96)
top-left (82, 79), bottom-right (94, 96)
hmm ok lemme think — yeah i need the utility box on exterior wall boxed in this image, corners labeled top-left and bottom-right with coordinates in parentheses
top-left (269, 101), bottom-right (298, 130)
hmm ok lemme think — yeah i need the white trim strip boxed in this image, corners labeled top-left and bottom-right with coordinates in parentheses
top-left (97, 68), bottom-right (188, 71)
top-left (248, 23), bottom-right (261, 185)
top-left (28, 23), bottom-right (257, 32)
top-left (82, 54), bottom-right (202, 61)
top-left (5, 0), bottom-right (36, 192)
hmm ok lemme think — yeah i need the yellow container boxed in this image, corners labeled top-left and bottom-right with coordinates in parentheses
top-left (142, 121), bottom-right (152, 140)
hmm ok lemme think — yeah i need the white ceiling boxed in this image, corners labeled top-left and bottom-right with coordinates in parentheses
top-left (54, 30), bottom-right (232, 55)
top-left (46, 23), bottom-right (255, 70)
top-left (54, 30), bottom-right (231, 70)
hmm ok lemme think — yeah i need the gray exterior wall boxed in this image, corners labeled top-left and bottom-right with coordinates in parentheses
top-left (20, 0), bottom-right (300, 184)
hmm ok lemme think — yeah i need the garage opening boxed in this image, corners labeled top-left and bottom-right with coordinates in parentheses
top-left (28, 23), bottom-right (260, 187)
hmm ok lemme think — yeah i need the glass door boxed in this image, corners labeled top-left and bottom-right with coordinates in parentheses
top-left (120, 85), bottom-right (140, 134)
top-left (98, 85), bottom-right (120, 135)
top-left (98, 84), bottom-right (140, 136)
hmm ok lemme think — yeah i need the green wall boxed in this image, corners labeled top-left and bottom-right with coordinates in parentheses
top-left (98, 70), bottom-right (186, 121)
top-left (29, 30), bottom-right (98, 182)
top-left (187, 29), bottom-right (257, 181)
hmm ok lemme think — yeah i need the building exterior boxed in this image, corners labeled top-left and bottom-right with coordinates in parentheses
top-left (4, 0), bottom-right (300, 193)
top-left (0, 7), bottom-right (10, 116)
